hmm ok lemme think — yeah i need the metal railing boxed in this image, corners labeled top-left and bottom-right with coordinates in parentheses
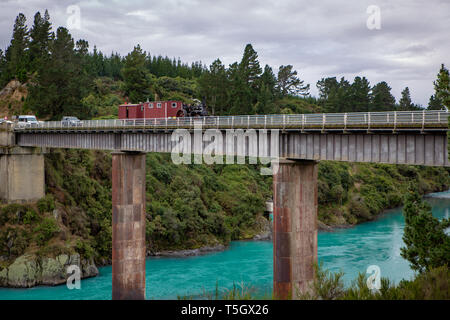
top-left (13, 110), bottom-right (449, 132)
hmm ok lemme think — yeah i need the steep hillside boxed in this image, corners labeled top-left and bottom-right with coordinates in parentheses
top-left (1, 147), bottom-right (449, 287)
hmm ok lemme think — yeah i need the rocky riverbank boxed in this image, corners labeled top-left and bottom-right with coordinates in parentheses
top-left (0, 253), bottom-right (98, 288)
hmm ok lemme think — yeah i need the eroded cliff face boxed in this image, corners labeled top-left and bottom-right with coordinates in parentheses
top-left (0, 253), bottom-right (98, 288)
top-left (0, 80), bottom-right (28, 118)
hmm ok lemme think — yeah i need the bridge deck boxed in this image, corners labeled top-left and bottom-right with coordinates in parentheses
top-left (11, 110), bottom-right (450, 167)
top-left (13, 110), bottom-right (449, 133)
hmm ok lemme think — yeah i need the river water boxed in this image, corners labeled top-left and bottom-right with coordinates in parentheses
top-left (0, 190), bottom-right (449, 300)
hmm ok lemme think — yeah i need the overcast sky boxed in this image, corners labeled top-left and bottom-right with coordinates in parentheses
top-left (1, 0), bottom-right (449, 106)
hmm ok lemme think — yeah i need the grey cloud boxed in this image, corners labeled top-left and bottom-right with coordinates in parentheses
top-left (0, 0), bottom-right (449, 106)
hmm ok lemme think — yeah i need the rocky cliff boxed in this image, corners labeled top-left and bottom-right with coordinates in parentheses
top-left (0, 253), bottom-right (98, 288)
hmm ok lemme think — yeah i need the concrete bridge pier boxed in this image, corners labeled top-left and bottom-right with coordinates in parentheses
top-left (0, 147), bottom-right (45, 203)
top-left (273, 159), bottom-right (318, 299)
top-left (1, 123), bottom-right (45, 203)
top-left (111, 151), bottom-right (146, 300)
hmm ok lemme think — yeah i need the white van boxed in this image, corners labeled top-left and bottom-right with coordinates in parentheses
top-left (17, 115), bottom-right (40, 128)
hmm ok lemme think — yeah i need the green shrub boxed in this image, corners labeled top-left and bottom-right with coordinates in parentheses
top-left (37, 195), bottom-right (55, 213)
top-left (348, 197), bottom-right (371, 221)
top-left (0, 204), bottom-right (28, 225)
top-left (34, 217), bottom-right (59, 246)
top-left (0, 227), bottom-right (29, 257)
top-left (299, 263), bottom-right (345, 300)
top-left (75, 240), bottom-right (96, 260)
top-left (23, 210), bottom-right (38, 224)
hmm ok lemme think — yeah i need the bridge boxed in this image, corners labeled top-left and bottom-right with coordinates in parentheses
top-left (1, 110), bottom-right (449, 299)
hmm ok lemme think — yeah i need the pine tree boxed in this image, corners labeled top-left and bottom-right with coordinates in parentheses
top-left (239, 44), bottom-right (262, 88)
top-left (316, 77), bottom-right (354, 113)
top-left (5, 13), bottom-right (30, 82)
top-left (228, 62), bottom-right (253, 115)
top-left (121, 44), bottom-right (152, 103)
top-left (401, 188), bottom-right (450, 273)
top-left (198, 59), bottom-right (228, 115)
top-left (371, 81), bottom-right (396, 111)
top-left (276, 65), bottom-right (310, 97)
top-left (427, 94), bottom-right (444, 110)
top-left (350, 76), bottom-right (371, 112)
top-left (89, 46), bottom-right (106, 77)
top-left (316, 77), bottom-right (338, 111)
top-left (29, 10), bottom-right (53, 72)
top-left (434, 64), bottom-right (450, 110)
top-left (260, 65), bottom-right (276, 94)
top-left (0, 49), bottom-right (7, 87)
top-left (256, 65), bottom-right (277, 114)
top-left (99, 52), bottom-right (123, 80)
top-left (25, 27), bottom-right (92, 119)
top-left (255, 65), bottom-right (277, 114)
top-left (399, 87), bottom-right (413, 110)
top-left (336, 77), bottom-right (352, 112)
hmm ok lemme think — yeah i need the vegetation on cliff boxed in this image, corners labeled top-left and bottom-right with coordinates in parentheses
top-left (1, 149), bottom-right (448, 275)
top-left (318, 161), bottom-right (450, 226)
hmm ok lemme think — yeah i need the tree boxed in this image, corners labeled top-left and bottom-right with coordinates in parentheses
top-left (350, 76), bottom-right (371, 112)
top-left (316, 77), bottom-right (354, 113)
top-left (25, 27), bottom-right (93, 119)
top-left (399, 87), bottom-right (413, 110)
top-left (227, 44), bottom-right (262, 114)
top-left (371, 81), bottom-right (396, 111)
top-left (29, 10), bottom-right (53, 72)
top-left (239, 43), bottom-right (261, 88)
top-left (427, 94), bottom-right (444, 110)
top-left (198, 59), bottom-right (228, 115)
top-left (5, 13), bottom-right (30, 82)
top-left (401, 188), bottom-right (450, 273)
top-left (255, 65), bottom-right (277, 114)
top-left (276, 65), bottom-right (310, 97)
top-left (228, 62), bottom-right (253, 115)
top-left (260, 64), bottom-right (277, 94)
top-left (434, 64), bottom-right (450, 110)
top-left (0, 50), bottom-right (7, 87)
top-left (317, 77), bottom-right (338, 102)
top-left (103, 52), bottom-right (123, 80)
top-left (121, 44), bottom-right (152, 103)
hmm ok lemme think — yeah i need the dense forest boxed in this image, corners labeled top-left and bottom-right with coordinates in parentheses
top-left (0, 11), bottom-right (449, 288)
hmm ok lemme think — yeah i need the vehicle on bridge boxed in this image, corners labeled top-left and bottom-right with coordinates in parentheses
top-left (0, 118), bottom-right (13, 125)
top-left (118, 99), bottom-right (208, 120)
top-left (62, 116), bottom-right (83, 127)
top-left (16, 115), bottom-right (40, 128)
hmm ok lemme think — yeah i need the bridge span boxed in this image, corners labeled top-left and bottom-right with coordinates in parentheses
top-left (2, 110), bottom-right (449, 299)
top-left (14, 110), bottom-right (450, 167)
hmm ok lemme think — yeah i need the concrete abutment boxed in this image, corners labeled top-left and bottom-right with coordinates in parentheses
top-left (1, 124), bottom-right (45, 203)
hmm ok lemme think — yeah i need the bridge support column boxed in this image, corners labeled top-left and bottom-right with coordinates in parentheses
top-left (112, 152), bottom-right (146, 300)
top-left (0, 147), bottom-right (45, 203)
top-left (273, 159), bottom-right (318, 299)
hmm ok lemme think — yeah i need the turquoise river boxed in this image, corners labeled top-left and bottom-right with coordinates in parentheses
top-left (0, 190), bottom-right (449, 300)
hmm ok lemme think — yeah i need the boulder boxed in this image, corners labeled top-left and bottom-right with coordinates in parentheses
top-left (0, 253), bottom-right (99, 288)
top-left (40, 256), bottom-right (67, 286)
top-left (6, 254), bottom-right (39, 287)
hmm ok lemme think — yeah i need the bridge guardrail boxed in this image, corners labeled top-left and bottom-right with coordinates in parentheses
top-left (13, 110), bottom-right (449, 132)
